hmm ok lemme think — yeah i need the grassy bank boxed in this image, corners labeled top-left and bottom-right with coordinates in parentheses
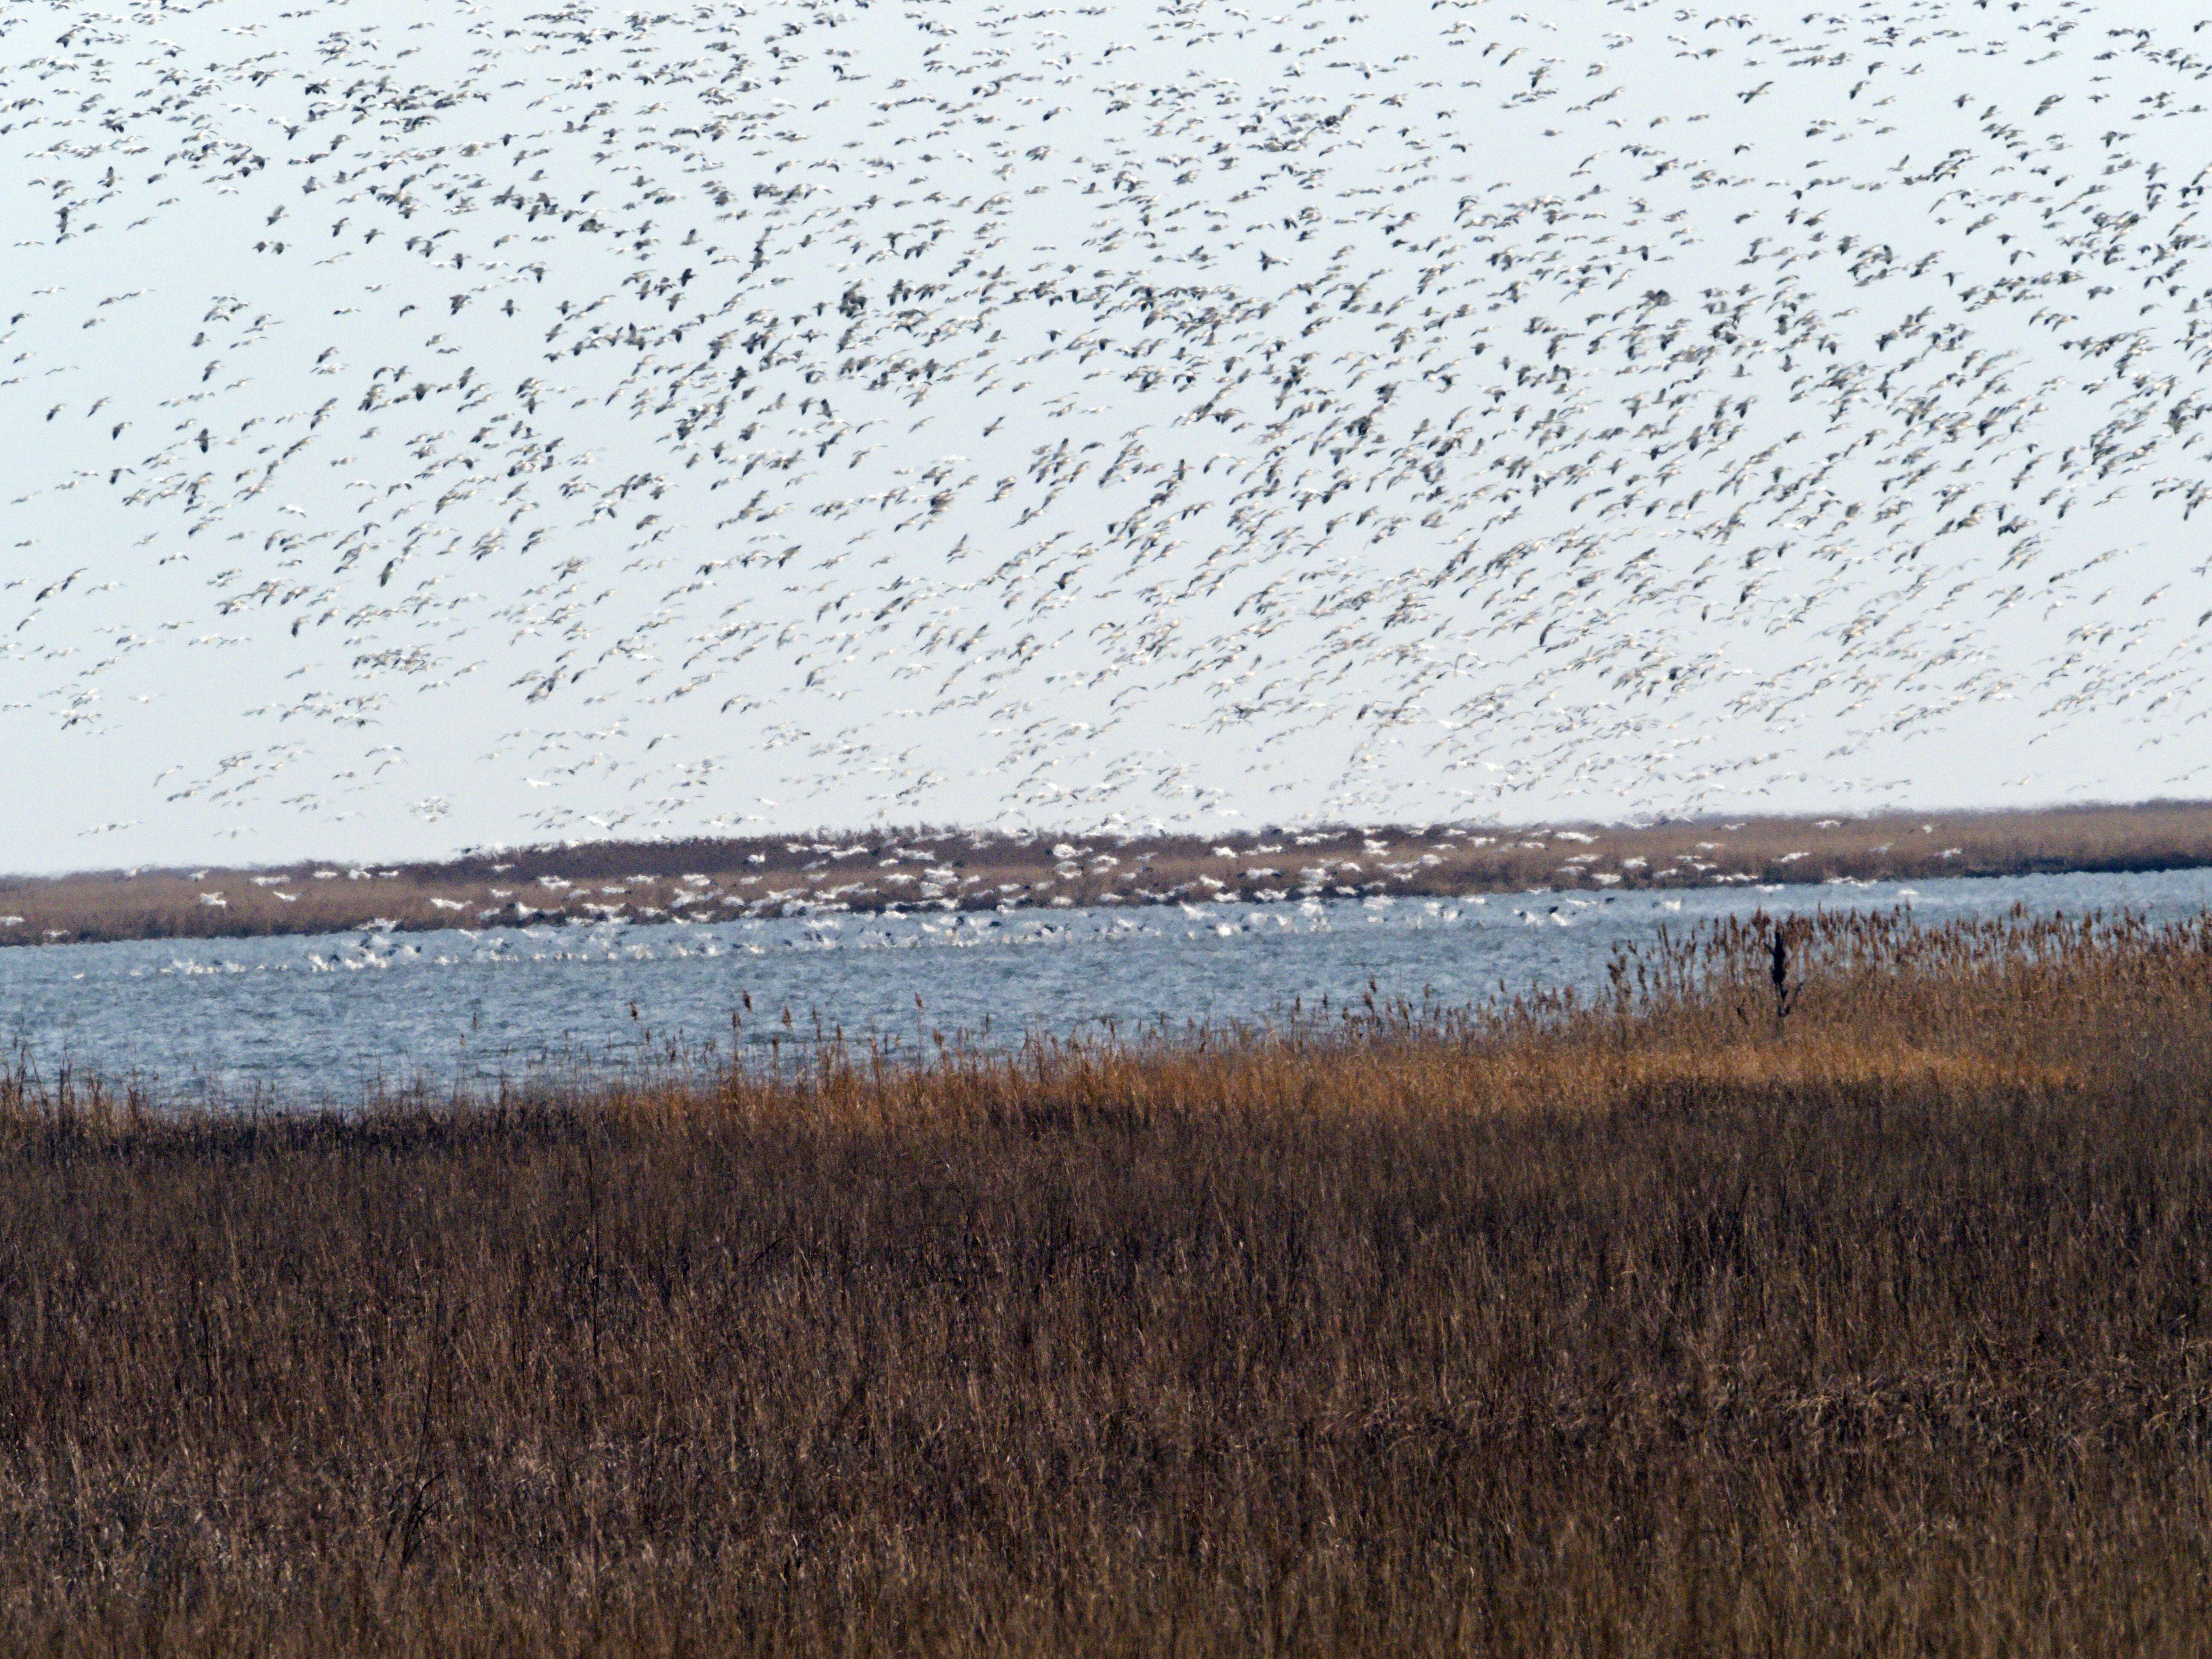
top-left (2, 909), bottom-right (2212, 1652)
top-left (7, 797), bottom-right (2212, 948)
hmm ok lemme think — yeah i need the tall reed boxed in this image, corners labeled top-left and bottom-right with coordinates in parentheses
top-left (2, 907), bottom-right (2211, 1654)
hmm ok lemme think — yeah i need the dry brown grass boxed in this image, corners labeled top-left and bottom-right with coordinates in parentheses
top-left (9, 798), bottom-right (2212, 948)
top-left (3, 907), bottom-right (2212, 1653)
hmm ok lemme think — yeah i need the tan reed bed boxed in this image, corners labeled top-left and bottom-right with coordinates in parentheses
top-left (2, 906), bottom-right (2212, 1654)
top-left (6, 797), bottom-right (2212, 948)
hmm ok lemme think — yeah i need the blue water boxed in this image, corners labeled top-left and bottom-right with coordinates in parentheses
top-left (4, 867), bottom-right (2209, 1104)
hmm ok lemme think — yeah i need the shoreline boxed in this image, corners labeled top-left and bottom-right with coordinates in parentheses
top-left (5, 799), bottom-right (2212, 949)
top-left (5, 909), bottom-right (2212, 1651)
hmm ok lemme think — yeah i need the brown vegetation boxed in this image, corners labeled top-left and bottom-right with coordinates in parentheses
top-left (8, 797), bottom-right (2212, 948)
top-left (4, 906), bottom-right (2212, 1652)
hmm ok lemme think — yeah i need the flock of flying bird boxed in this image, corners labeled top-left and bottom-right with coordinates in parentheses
top-left (4, 0), bottom-right (2212, 861)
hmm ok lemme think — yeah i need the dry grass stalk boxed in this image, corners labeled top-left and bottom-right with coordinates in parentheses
top-left (1, 908), bottom-right (2211, 1653)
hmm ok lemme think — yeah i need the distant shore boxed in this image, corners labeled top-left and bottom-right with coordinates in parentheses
top-left (5, 799), bottom-right (2212, 948)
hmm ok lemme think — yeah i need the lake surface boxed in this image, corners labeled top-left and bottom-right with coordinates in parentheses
top-left (5, 866), bottom-right (2210, 1104)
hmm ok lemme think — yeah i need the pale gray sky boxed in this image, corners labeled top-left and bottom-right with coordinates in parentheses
top-left (3, 0), bottom-right (2208, 873)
